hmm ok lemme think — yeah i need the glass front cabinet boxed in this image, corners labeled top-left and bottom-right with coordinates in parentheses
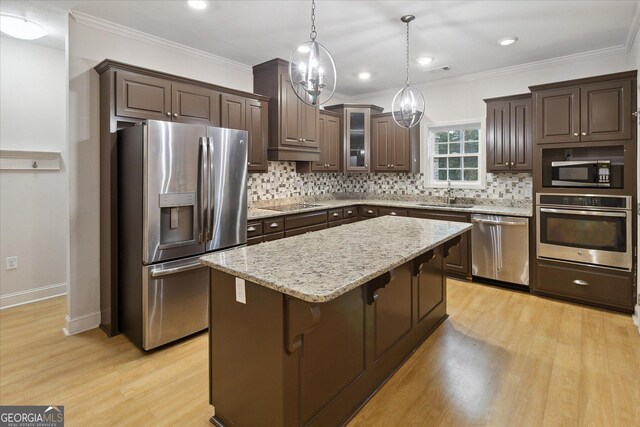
top-left (324, 104), bottom-right (383, 173)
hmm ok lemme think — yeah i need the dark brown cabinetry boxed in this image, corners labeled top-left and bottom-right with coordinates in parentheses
top-left (531, 72), bottom-right (633, 144)
top-left (408, 209), bottom-right (471, 278)
top-left (253, 58), bottom-right (320, 162)
top-left (371, 113), bottom-right (420, 173)
top-left (298, 110), bottom-right (341, 173)
top-left (96, 59), bottom-right (270, 335)
top-left (485, 94), bottom-right (532, 172)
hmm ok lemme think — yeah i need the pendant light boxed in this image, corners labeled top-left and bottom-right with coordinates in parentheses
top-left (392, 15), bottom-right (425, 129)
top-left (289, 0), bottom-right (337, 106)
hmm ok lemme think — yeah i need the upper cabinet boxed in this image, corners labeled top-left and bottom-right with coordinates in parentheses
top-left (531, 71), bottom-right (635, 144)
top-left (371, 113), bottom-right (420, 173)
top-left (253, 58), bottom-right (320, 162)
top-left (324, 104), bottom-right (383, 173)
top-left (485, 94), bottom-right (532, 172)
top-left (298, 110), bottom-right (341, 173)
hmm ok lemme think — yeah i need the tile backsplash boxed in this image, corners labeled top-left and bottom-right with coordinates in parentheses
top-left (248, 162), bottom-right (532, 205)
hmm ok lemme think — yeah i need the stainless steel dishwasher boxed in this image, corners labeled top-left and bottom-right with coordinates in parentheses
top-left (471, 215), bottom-right (529, 286)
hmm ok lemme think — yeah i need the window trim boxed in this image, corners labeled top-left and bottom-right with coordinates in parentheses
top-left (423, 119), bottom-right (486, 189)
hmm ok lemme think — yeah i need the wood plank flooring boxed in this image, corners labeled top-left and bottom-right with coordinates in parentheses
top-left (1, 279), bottom-right (638, 426)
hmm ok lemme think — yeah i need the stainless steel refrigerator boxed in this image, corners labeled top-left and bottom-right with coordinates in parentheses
top-left (117, 120), bottom-right (247, 350)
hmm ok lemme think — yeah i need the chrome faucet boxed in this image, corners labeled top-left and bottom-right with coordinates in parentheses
top-left (447, 180), bottom-right (456, 205)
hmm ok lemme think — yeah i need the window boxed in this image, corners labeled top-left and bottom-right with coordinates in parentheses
top-left (427, 122), bottom-right (484, 187)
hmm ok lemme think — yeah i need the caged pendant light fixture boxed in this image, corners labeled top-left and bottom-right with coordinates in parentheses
top-left (392, 15), bottom-right (425, 128)
top-left (289, 0), bottom-right (337, 106)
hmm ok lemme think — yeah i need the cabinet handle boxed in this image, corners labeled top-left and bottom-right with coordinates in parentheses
top-left (572, 279), bottom-right (589, 286)
top-left (390, 212), bottom-right (397, 216)
top-left (247, 161), bottom-right (250, 165)
top-left (581, 132), bottom-right (587, 136)
top-left (573, 132), bottom-right (579, 136)
top-left (391, 164), bottom-right (394, 168)
top-left (270, 223), bottom-right (278, 228)
top-left (333, 212), bottom-right (339, 217)
top-left (247, 226), bottom-right (256, 232)
top-left (367, 210), bottom-right (374, 214)
top-left (302, 138), bottom-right (306, 142)
top-left (173, 113), bottom-right (178, 117)
top-left (166, 112), bottom-right (171, 116)
top-left (347, 210), bottom-right (353, 215)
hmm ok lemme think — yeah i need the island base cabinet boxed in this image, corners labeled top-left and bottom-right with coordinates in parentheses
top-left (209, 247), bottom-right (449, 427)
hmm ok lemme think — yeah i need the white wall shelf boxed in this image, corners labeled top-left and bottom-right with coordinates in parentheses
top-left (0, 150), bottom-right (61, 171)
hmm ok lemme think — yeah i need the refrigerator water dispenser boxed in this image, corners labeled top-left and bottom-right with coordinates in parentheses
top-left (159, 192), bottom-right (196, 247)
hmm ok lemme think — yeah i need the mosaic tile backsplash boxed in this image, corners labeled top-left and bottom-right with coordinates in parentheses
top-left (248, 162), bottom-right (532, 207)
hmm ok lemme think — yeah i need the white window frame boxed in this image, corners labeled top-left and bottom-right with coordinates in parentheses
top-left (423, 119), bottom-right (486, 189)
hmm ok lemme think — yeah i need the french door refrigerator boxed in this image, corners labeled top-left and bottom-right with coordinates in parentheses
top-left (118, 120), bottom-right (247, 350)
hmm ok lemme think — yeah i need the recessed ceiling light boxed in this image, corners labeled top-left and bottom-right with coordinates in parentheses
top-left (187, 0), bottom-right (208, 10)
top-left (358, 72), bottom-right (371, 80)
top-left (297, 45), bottom-right (310, 53)
top-left (498, 36), bottom-right (518, 46)
top-left (0, 14), bottom-right (47, 40)
top-left (416, 57), bottom-right (434, 65)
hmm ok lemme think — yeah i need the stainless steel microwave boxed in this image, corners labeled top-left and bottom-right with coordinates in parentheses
top-left (548, 160), bottom-right (612, 187)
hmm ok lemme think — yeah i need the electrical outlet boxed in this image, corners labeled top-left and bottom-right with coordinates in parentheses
top-left (6, 256), bottom-right (17, 270)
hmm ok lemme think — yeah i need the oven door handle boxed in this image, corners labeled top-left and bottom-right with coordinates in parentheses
top-left (150, 261), bottom-right (205, 278)
top-left (539, 208), bottom-right (626, 218)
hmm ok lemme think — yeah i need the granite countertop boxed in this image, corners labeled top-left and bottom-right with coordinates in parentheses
top-left (200, 216), bottom-right (472, 303)
top-left (248, 199), bottom-right (532, 220)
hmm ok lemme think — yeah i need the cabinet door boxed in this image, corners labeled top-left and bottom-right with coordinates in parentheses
top-left (115, 71), bottom-right (171, 120)
top-left (534, 87), bottom-right (580, 144)
top-left (220, 94), bottom-right (246, 131)
top-left (171, 83), bottom-right (220, 126)
top-left (408, 210), bottom-right (470, 277)
top-left (311, 114), bottom-right (328, 171)
top-left (580, 79), bottom-right (632, 142)
top-left (372, 116), bottom-right (391, 171)
top-left (509, 98), bottom-right (532, 171)
top-left (345, 109), bottom-right (370, 172)
top-left (325, 115), bottom-right (341, 171)
top-left (391, 121), bottom-right (410, 171)
top-left (246, 99), bottom-right (268, 172)
top-left (301, 104), bottom-right (319, 148)
top-left (281, 75), bottom-right (302, 146)
top-left (486, 101), bottom-right (511, 171)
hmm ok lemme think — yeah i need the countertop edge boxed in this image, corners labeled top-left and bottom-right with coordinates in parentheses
top-left (200, 223), bottom-right (472, 303)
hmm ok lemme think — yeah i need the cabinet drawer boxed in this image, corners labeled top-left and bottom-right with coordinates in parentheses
top-left (246, 222), bottom-right (263, 238)
top-left (536, 261), bottom-right (633, 309)
top-left (328, 218), bottom-right (358, 228)
top-left (378, 207), bottom-right (408, 217)
top-left (285, 210), bottom-right (328, 230)
top-left (360, 206), bottom-right (378, 218)
top-left (343, 207), bottom-right (357, 219)
top-left (262, 217), bottom-right (284, 234)
top-left (285, 223), bottom-right (327, 238)
top-left (247, 236), bottom-right (263, 246)
top-left (263, 232), bottom-right (284, 242)
top-left (328, 208), bottom-right (344, 222)
top-left (408, 209), bottom-right (470, 223)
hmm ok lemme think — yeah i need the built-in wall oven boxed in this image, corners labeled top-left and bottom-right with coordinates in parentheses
top-left (536, 193), bottom-right (632, 271)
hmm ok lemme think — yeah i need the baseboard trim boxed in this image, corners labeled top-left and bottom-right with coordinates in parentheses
top-left (0, 282), bottom-right (67, 310)
top-left (63, 310), bottom-right (101, 336)
top-left (633, 304), bottom-right (640, 335)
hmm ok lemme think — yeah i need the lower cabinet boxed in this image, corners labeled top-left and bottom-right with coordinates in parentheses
top-left (535, 259), bottom-right (634, 312)
top-left (408, 209), bottom-right (471, 278)
top-left (378, 207), bottom-right (408, 217)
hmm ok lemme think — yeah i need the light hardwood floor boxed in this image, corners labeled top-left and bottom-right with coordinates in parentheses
top-left (1, 279), bottom-right (638, 426)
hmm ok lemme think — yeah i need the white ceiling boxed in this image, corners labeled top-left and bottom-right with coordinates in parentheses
top-left (2, 1), bottom-right (639, 96)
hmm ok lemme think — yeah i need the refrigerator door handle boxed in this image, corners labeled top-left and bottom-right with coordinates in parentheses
top-left (207, 137), bottom-right (215, 241)
top-left (198, 137), bottom-right (208, 243)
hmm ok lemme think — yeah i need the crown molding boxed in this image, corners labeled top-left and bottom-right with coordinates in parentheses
top-left (346, 44), bottom-right (632, 102)
top-left (69, 10), bottom-right (252, 74)
top-left (625, 3), bottom-right (640, 50)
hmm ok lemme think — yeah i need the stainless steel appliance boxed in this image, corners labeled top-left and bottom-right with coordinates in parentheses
top-left (471, 215), bottom-right (530, 286)
top-left (536, 193), bottom-right (632, 271)
top-left (118, 120), bottom-right (247, 350)
top-left (547, 160), bottom-right (613, 187)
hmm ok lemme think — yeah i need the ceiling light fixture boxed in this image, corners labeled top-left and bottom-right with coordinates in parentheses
top-left (416, 56), bottom-right (434, 66)
top-left (0, 14), bottom-right (47, 40)
top-left (498, 36), bottom-right (518, 46)
top-left (358, 72), bottom-right (371, 80)
top-left (289, 0), bottom-right (336, 106)
top-left (391, 15), bottom-right (425, 129)
top-left (187, 0), bottom-right (207, 10)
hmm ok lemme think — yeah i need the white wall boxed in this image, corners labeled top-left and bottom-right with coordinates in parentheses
top-left (0, 36), bottom-right (68, 309)
top-left (66, 15), bottom-right (254, 334)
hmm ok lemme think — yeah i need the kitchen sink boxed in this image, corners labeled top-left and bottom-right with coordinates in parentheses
top-left (416, 203), bottom-right (475, 209)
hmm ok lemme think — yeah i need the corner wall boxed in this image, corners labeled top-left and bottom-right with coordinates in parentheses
top-left (0, 36), bottom-right (68, 309)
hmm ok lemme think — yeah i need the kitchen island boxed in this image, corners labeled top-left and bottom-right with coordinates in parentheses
top-left (200, 216), bottom-right (472, 427)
